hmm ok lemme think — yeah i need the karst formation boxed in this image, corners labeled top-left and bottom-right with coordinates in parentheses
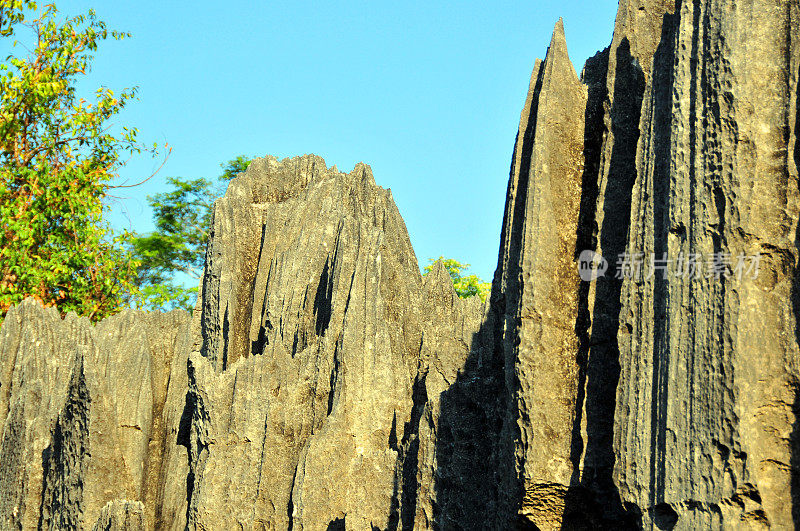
top-left (1, 0), bottom-right (799, 529)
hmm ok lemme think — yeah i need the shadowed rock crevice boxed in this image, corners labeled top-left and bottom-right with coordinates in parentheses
top-left (326, 337), bottom-right (341, 417)
top-left (326, 517), bottom-right (345, 530)
top-left (38, 355), bottom-right (90, 531)
top-left (791, 50), bottom-right (800, 531)
top-left (569, 40), bottom-right (609, 502)
top-left (250, 223), bottom-right (271, 356)
top-left (647, 8), bottom-right (679, 520)
top-left (578, 36), bottom-right (646, 528)
top-left (564, 42), bottom-right (612, 531)
top-left (651, 502), bottom-right (679, 529)
top-left (431, 332), bottom-right (500, 528)
top-left (314, 257), bottom-right (334, 336)
top-left (399, 371), bottom-right (427, 530)
top-left (180, 359), bottom-right (212, 529)
top-left (287, 463), bottom-right (298, 531)
top-left (574, 46), bottom-right (610, 259)
top-left (176, 388), bottom-right (195, 522)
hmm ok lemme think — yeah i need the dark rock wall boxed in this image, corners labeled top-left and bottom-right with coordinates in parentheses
top-left (614, 1), bottom-right (800, 528)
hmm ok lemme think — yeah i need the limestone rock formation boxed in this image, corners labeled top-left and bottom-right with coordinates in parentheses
top-left (173, 156), bottom-right (486, 530)
top-left (478, 17), bottom-right (588, 528)
top-left (1, 0), bottom-right (799, 529)
top-left (0, 301), bottom-right (190, 530)
top-left (613, 1), bottom-right (800, 528)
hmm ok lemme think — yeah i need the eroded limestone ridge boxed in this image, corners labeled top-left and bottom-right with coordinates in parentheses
top-left (0, 301), bottom-right (190, 530)
top-left (178, 156), bottom-right (486, 530)
top-left (1, 0), bottom-right (799, 529)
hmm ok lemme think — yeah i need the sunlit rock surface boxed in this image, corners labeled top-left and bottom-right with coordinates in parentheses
top-left (1, 0), bottom-right (799, 528)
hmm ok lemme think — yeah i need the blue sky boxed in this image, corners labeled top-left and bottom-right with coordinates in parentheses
top-left (22, 1), bottom-right (619, 282)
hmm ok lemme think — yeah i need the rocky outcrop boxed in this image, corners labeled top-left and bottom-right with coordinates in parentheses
top-left (171, 156), bottom-right (486, 530)
top-left (0, 301), bottom-right (190, 530)
top-left (1, 0), bottom-right (799, 529)
top-left (491, 19), bottom-right (588, 528)
top-left (612, 1), bottom-right (800, 528)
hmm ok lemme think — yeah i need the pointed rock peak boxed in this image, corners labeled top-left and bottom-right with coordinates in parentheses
top-left (551, 17), bottom-right (566, 46)
top-left (532, 57), bottom-right (543, 77)
top-left (521, 58), bottom-right (543, 111)
top-left (510, 56), bottom-right (544, 181)
top-left (427, 258), bottom-right (450, 281)
top-left (226, 154), bottom-right (334, 205)
top-left (542, 17), bottom-right (580, 85)
top-left (525, 58), bottom-right (543, 98)
top-left (546, 18), bottom-right (570, 63)
top-left (423, 259), bottom-right (456, 300)
top-left (352, 162), bottom-right (376, 186)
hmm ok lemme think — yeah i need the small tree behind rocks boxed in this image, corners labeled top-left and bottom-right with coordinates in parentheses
top-left (0, 1), bottom-right (159, 320)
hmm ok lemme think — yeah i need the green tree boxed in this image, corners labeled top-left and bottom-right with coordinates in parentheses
top-left (423, 256), bottom-right (491, 301)
top-left (129, 156), bottom-right (253, 312)
top-left (0, 1), bottom-right (157, 320)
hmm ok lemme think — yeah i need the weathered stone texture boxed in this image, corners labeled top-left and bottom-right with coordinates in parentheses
top-left (173, 156), bottom-right (486, 530)
top-left (91, 500), bottom-right (146, 531)
top-left (0, 300), bottom-right (189, 530)
top-left (614, 1), bottom-right (800, 528)
top-left (1, 1), bottom-right (799, 529)
top-left (491, 19), bottom-right (588, 529)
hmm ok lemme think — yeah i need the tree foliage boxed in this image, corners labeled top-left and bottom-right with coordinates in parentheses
top-left (129, 156), bottom-right (253, 312)
top-left (0, 1), bottom-right (155, 320)
top-left (423, 256), bottom-right (491, 301)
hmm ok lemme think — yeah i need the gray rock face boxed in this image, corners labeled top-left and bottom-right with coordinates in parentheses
top-left (173, 156), bottom-right (487, 530)
top-left (0, 301), bottom-right (190, 530)
top-left (1, 1), bottom-right (799, 529)
top-left (613, 1), bottom-right (800, 528)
